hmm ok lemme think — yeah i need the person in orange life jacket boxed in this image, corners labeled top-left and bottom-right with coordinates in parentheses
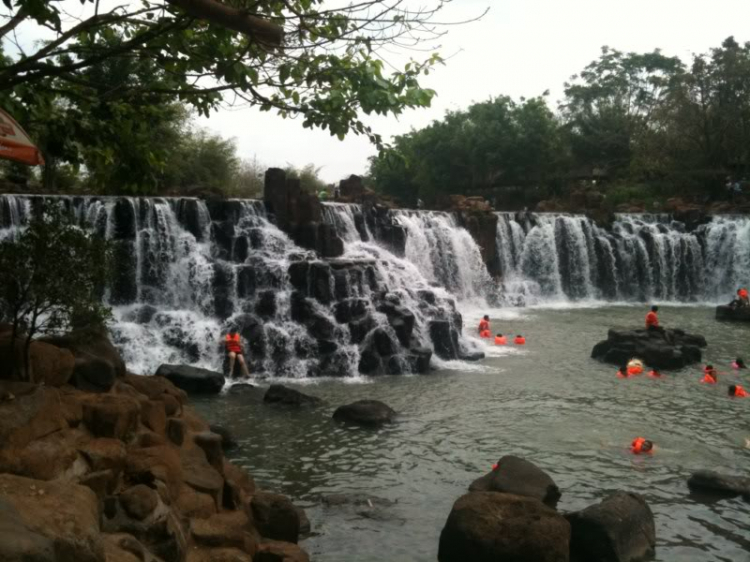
top-left (478, 315), bottom-right (491, 338)
top-left (701, 365), bottom-right (718, 384)
top-left (494, 333), bottom-right (507, 345)
top-left (728, 384), bottom-right (749, 397)
top-left (631, 437), bottom-right (654, 454)
top-left (513, 335), bottom-right (526, 345)
top-left (648, 368), bottom-right (662, 378)
top-left (225, 331), bottom-right (250, 378)
top-left (732, 357), bottom-right (747, 370)
top-left (645, 305), bottom-right (660, 330)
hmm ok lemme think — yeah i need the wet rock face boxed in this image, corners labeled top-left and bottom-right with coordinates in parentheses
top-left (566, 492), bottom-right (656, 562)
top-left (438, 492), bottom-right (571, 562)
top-left (155, 364), bottom-right (225, 394)
top-left (263, 384), bottom-right (322, 407)
top-left (456, 210), bottom-right (500, 277)
top-left (687, 470), bottom-right (750, 500)
top-left (591, 328), bottom-right (706, 369)
top-left (716, 305), bottom-right (750, 322)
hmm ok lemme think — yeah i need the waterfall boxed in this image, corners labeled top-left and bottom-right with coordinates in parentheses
top-left (494, 212), bottom-right (749, 305)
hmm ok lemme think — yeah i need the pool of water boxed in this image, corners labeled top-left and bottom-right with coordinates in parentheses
top-left (192, 305), bottom-right (750, 562)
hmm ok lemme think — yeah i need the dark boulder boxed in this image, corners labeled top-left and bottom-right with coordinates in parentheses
top-left (40, 325), bottom-right (126, 379)
top-left (687, 470), bottom-right (750, 500)
top-left (377, 303), bottom-right (415, 347)
top-left (591, 328), bottom-right (706, 369)
top-left (255, 290), bottom-right (277, 319)
top-left (409, 347), bottom-right (432, 374)
top-left (332, 400), bottom-right (395, 426)
top-left (334, 299), bottom-right (369, 324)
top-left (566, 492), bottom-right (656, 562)
top-left (348, 315), bottom-right (376, 345)
top-left (372, 328), bottom-right (399, 357)
top-left (250, 491), bottom-right (301, 544)
top-left (263, 384), bottom-right (322, 407)
top-left (155, 364), bottom-right (225, 394)
top-left (469, 455), bottom-right (561, 508)
top-left (716, 305), bottom-right (750, 322)
top-left (71, 356), bottom-right (117, 393)
top-left (429, 320), bottom-right (460, 360)
top-left (208, 424), bottom-right (238, 451)
top-left (438, 492), bottom-right (571, 562)
top-left (358, 350), bottom-right (382, 375)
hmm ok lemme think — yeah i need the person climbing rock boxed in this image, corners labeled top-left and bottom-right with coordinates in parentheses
top-left (728, 384), bottom-right (748, 397)
top-left (645, 305), bottom-right (660, 330)
top-left (225, 331), bottom-right (251, 378)
top-left (478, 315), bottom-right (491, 338)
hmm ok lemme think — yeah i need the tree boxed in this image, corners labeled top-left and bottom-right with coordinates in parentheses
top-left (283, 163), bottom-right (327, 193)
top-left (0, 0), bottom-right (483, 146)
top-left (0, 202), bottom-right (111, 378)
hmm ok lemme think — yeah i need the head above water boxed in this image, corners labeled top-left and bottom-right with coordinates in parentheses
top-left (736, 358), bottom-right (746, 367)
top-left (641, 440), bottom-right (654, 452)
top-left (728, 385), bottom-right (737, 396)
top-left (483, 315), bottom-right (489, 321)
top-left (706, 364), bottom-right (715, 370)
top-left (651, 305), bottom-right (659, 312)
top-left (496, 333), bottom-right (503, 338)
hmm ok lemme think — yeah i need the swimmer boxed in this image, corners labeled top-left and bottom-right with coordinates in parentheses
top-left (627, 358), bottom-right (644, 376)
top-left (513, 334), bottom-right (526, 345)
top-left (478, 315), bottom-right (491, 338)
top-left (631, 437), bottom-right (654, 454)
top-left (701, 365), bottom-right (718, 384)
top-left (732, 358), bottom-right (747, 370)
top-left (648, 368), bottom-right (662, 378)
top-left (494, 333), bottom-right (507, 345)
top-left (728, 384), bottom-right (748, 397)
top-left (617, 364), bottom-right (629, 378)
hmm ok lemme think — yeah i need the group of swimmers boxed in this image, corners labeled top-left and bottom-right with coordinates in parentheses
top-left (478, 315), bottom-right (525, 345)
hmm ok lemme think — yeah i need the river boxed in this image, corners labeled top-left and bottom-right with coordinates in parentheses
top-left (193, 303), bottom-right (750, 562)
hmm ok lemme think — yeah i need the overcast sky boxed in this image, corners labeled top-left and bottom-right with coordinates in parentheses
top-left (8, 0), bottom-right (750, 182)
top-left (195, 0), bottom-right (750, 182)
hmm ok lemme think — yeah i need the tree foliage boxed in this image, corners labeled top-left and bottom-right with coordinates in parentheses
top-left (0, 201), bottom-right (112, 377)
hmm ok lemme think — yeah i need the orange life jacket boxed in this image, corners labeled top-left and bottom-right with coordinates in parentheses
top-left (494, 336), bottom-right (507, 345)
top-left (631, 437), bottom-right (651, 454)
top-left (225, 333), bottom-right (242, 353)
top-left (645, 311), bottom-right (659, 328)
top-left (480, 330), bottom-right (491, 339)
top-left (732, 385), bottom-right (748, 397)
top-left (478, 319), bottom-right (490, 333)
top-left (627, 365), bottom-right (643, 376)
top-left (740, 288), bottom-right (749, 299)
top-left (701, 372), bottom-right (717, 384)
top-left (648, 370), bottom-right (661, 378)
top-left (514, 336), bottom-right (526, 345)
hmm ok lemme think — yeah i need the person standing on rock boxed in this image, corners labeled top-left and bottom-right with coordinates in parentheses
top-left (225, 331), bottom-right (251, 378)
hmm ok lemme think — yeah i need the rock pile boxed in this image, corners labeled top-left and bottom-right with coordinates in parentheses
top-left (591, 328), bottom-right (706, 369)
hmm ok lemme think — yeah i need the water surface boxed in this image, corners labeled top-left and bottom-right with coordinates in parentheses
top-left (194, 305), bottom-right (750, 562)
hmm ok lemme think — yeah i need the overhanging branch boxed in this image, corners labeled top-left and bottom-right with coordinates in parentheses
top-left (166, 0), bottom-right (283, 46)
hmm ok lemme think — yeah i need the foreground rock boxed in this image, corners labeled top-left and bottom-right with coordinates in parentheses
top-left (469, 455), bottom-right (561, 508)
top-left (332, 400), bottom-right (396, 427)
top-left (156, 364), bottom-right (225, 394)
top-left (263, 384), bottom-right (322, 407)
top-left (567, 492), bottom-right (655, 562)
top-left (438, 492), bottom-right (571, 562)
top-left (715, 305), bottom-right (750, 322)
top-left (0, 343), bottom-right (309, 562)
top-left (591, 328), bottom-right (706, 369)
top-left (687, 470), bottom-right (750, 500)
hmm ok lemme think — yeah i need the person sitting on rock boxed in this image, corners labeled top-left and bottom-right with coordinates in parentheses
top-left (225, 331), bottom-right (250, 378)
top-left (701, 365), bottom-right (718, 384)
top-left (478, 315), bottom-right (491, 338)
top-left (728, 384), bottom-right (748, 397)
top-left (645, 305), bottom-right (660, 330)
top-left (631, 437), bottom-right (654, 454)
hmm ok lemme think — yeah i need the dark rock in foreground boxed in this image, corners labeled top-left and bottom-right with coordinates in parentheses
top-left (715, 305), bottom-right (750, 322)
top-left (591, 328), bottom-right (706, 369)
top-left (263, 384), bottom-right (322, 407)
top-left (208, 424), bottom-right (237, 451)
top-left (155, 364), bottom-right (225, 394)
top-left (438, 492), bottom-right (571, 562)
top-left (687, 470), bottom-right (750, 500)
top-left (469, 455), bottom-right (561, 508)
top-left (332, 400), bottom-right (395, 427)
top-left (250, 491), bottom-right (301, 544)
top-left (567, 491), bottom-right (656, 562)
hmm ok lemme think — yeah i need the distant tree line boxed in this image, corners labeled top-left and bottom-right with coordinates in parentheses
top-left (369, 37), bottom-right (750, 208)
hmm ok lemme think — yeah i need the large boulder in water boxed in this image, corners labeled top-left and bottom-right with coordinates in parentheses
top-left (469, 455), bottom-right (561, 508)
top-left (591, 328), bottom-right (706, 369)
top-left (155, 364), bottom-right (225, 394)
top-left (715, 305), bottom-right (750, 322)
top-left (687, 470), bottom-right (750, 500)
top-left (263, 384), bottom-right (322, 407)
top-left (566, 492), bottom-right (656, 562)
top-left (332, 400), bottom-right (395, 427)
top-left (438, 492), bottom-right (571, 562)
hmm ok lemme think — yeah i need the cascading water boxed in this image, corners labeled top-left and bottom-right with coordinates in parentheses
top-left (495, 212), bottom-right (750, 304)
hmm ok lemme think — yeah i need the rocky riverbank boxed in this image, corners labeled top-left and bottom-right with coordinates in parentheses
top-left (0, 326), bottom-right (310, 562)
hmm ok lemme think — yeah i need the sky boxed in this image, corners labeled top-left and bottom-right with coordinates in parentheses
top-left (6, 0), bottom-right (750, 182)
top-left (194, 0), bottom-right (750, 182)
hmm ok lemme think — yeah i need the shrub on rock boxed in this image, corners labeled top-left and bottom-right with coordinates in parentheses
top-left (438, 492), bottom-right (571, 562)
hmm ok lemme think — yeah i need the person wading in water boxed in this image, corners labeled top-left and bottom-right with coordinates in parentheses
top-left (225, 331), bottom-right (250, 378)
